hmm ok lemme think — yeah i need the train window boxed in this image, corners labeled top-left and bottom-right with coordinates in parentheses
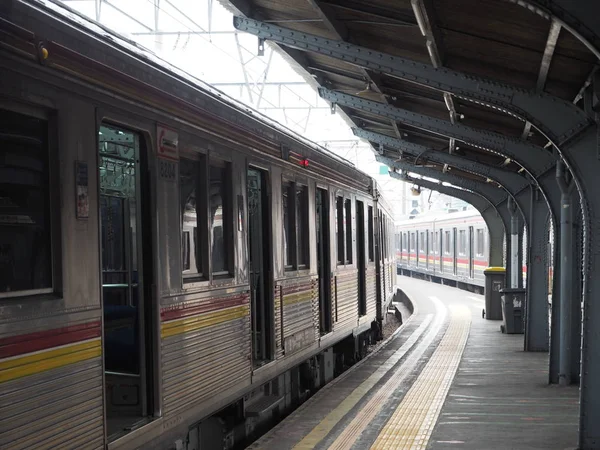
top-left (283, 181), bottom-right (295, 269)
top-left (180, 157), bottom-right (204, 278)
top-left (444, 231), bottom-right (450, 254)
top-left (476, 228), bottom-right (485, 256)
top-left (430, 232), bottom-right (434, 253)
top-left (419, 232), bottom-right (425, 252)
top-left (434, 231), bottom-right (439, 254)
top-left (410, 233), bottom-right (415, 252)
top-left (182, 231), bottom-right (190, 271)
top-left (0, 108), bottom-right (54, 297)
top-left (209, 161), bottom-right (230, 275)
top-left (367, 205), bottom-right (374, 262)
top-left (459, 230), bottom-right (467, 256)
top-left (296, 184), bottom-right (309, 267)
top-left (336, 196), bottom-right (344, 265)
top-left (345, 199), bottom-right (352, 264)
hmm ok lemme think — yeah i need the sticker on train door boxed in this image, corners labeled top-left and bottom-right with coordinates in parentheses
top-left (157, 124), bottom-right (178, 182)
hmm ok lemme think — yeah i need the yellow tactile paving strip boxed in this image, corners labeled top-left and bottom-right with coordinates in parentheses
top-left (327, 297), bottom-right (447, 450)
top-left (371, 305), bottom-right (471, 450)
top-left (291, 313), bottom-right (437, 450)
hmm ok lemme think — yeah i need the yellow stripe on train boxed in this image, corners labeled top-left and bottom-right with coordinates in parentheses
top-left (161, 305), bottom-right (248, 339)
top-left (0, 339), bottom-right (101, 383)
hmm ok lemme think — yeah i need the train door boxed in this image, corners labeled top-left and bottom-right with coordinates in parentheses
top-left (453, 227), bottom-right (458, 275)
top-left (316, 188), bottom-right (332, 333)
top-left (247, 167), bottom-right (274, 364)
top-left (469, 226), bottom-right (474, 278)
top-left (356, 200), bottom-right (367, 316)
top-left (98, 123), bottom-right (155, 438)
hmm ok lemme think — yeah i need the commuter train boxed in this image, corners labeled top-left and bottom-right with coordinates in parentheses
top-left (0, 2), bottom-right (395, 450)
top-left (395, 209), bottom-right (531, 294)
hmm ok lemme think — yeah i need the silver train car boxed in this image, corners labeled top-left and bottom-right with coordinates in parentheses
top-left (0, 2), bottom-right (396, 450)
top-left (395, 210), bottom-right (489, 292)
top-left (395, 210), bottom-right (530, 293)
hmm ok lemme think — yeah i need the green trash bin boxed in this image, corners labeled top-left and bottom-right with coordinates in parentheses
top-left (500, 288), bottom-right (526, 334)
top-left (483, 267), bottom-right (505, 320)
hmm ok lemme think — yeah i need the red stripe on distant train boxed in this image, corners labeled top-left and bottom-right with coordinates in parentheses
top-left (161, 294), bottom-right (249, 322)
top-left (0, 321), bottom-right (101, 359)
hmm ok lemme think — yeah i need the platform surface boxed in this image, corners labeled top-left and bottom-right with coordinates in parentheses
top-left (247, 277), bottom-right (579, 450)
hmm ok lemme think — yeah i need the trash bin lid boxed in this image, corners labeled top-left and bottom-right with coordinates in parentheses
top-left (483, 267), bottom-right (506, 273)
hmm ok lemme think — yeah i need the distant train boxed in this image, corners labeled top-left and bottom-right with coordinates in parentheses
top-left (395, 209), bottom-right (531, 294)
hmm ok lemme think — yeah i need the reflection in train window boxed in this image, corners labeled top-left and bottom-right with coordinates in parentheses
top-left (180, 157), bottom-right (203, 278)
top-left (283, 181), bottom-right (294, 269)
top-left (336, 196), bottom-right (344, 265)
top-left (283, 181), bottom-right (309, 270)
top-left (296, 185), bottom-right (308, 268)
top-left (210, 162), bottom-right (230, 275)
top-left (368, 206), bottom-right (374, 262)
top-left (0, 108), bottom-right (53, 297)
top-left (476, 229), bottom-right (485, 256)
top-left (344, 199), bottom-right (352, 264)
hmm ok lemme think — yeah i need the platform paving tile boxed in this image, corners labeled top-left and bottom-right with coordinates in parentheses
top-left (427, 300), bottom-right (579, 450)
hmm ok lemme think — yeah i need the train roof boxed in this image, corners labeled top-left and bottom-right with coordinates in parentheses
top-left (30, 0), bottom-right (359, 173)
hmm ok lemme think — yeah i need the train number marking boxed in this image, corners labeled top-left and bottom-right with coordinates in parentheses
top-left (159, 159), bottom-right (177, 182)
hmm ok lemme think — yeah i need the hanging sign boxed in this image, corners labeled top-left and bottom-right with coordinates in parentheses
top-left (157, 125), bottom-right (178, 182)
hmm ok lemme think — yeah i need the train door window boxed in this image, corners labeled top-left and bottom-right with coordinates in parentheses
top-left (444, 231), bottom-right (450, 254)
top-left (99, 123), bottom-right (155, 438)
top-left (345, 199), bottom-right (352, 264)
top-left (453, 228), bottom-right (458, 275)
top-left (336, 196), bottom-right (344, 265)
top-left (356, 200), bottom-right (367, 316)
top-left (458, 230), bottom-right (467, 256)
top-left (368, 205), bottom-right (374, 262)
top-left (469, 226), bottom-right (475, 278)
top-left (180, 157), bottom-right (205, 279)
top-left (296, 185), bottom-right (309, 268)
top-left (316, 188), bottom-right (332, 334)
top-left (439, 229), bottom-right (444, 272)
top-left (476, 228), bottom-right (485, 256)
top-left (283, 181), bottom-right (295, 269)
top-left (209, 160), bottom-right (231, 276)
top-left (410, 233), bottom-right (415, 252)
top-left (434, 231), bottom-right (439, 254)
top-left (248, 167), bottom-right (274, 363)
top-left (0, 107), bottom-right (58, 299)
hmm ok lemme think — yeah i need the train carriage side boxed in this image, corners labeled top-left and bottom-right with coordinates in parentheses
top-left (0, 4), bottom-right (389, 450)
top-left (396, 210), bottom-right (487, 292)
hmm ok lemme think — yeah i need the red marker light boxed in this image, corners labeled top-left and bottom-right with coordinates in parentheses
top-left (300, 158), bottom-right (309, 167)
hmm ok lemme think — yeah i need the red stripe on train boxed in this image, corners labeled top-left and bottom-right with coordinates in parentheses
top-left (0, 321), bottom-right (102, 359)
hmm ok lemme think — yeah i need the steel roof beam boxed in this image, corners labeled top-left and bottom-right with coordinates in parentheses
top-left (390, 171), bottom-right (505, 267)
top-left (521, 19), bottom-right (561, 140)
top-left (383, 157), bottom-right (508, 207)
top-left (304, 0), bottom-right (403, 138)
top-left (319, 88), bottom-right (556, 176)
top-left (356, 128), bottom-right (530, 191)
top-left (233, 16), bottom-right (590, 142)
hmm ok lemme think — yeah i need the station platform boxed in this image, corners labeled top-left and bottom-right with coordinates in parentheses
top-left (247, 277), bottom-right (579, 450)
